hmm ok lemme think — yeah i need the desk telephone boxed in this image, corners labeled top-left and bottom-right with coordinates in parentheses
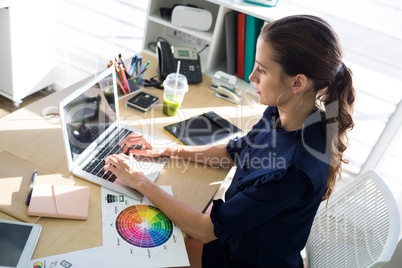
top-left (156, 41), bottom-right (202, 84)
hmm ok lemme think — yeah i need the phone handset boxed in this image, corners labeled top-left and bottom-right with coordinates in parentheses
top-left (156, 41), bottom-right (174, 81)
top-left (156, 41), bottom-right (203, 84)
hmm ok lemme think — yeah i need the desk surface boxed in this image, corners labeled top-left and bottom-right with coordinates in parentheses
top-left (0, 54), bottom-right (265, 259)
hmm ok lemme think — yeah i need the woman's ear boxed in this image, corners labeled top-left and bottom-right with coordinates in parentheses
top-left (291, 74), bottom-right (308, 94)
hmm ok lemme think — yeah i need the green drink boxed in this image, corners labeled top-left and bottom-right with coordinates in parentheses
top-left (163, 73), bottom-right (188, 116)
top-left (103, 86), bottom-right (115, 105)
top-left (163, 94), bottom-right (183, 116)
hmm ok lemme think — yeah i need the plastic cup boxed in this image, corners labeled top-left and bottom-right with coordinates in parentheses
top-left (98, 76), bottom-right (115, 104)
top-left (163, 73), bottom-right (188, 116)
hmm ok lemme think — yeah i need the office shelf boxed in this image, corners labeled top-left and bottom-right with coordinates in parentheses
top-left (142, 0), bottom-right (308, 79)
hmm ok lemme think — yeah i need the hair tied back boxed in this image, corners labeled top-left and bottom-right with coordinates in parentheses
top-left (342, 62), bottom-right (347, 71)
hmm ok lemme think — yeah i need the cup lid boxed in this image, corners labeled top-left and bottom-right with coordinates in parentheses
top-left (164, 74), bottom-right (189, 92)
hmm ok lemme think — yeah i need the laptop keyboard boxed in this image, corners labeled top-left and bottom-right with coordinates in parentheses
top-left (82, 128), bottom-right (132, 182)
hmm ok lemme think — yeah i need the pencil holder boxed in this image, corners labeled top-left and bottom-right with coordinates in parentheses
top-left (96, 49), bottom-right (143, 98)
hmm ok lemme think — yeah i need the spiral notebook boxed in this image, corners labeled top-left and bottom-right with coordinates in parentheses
top-left (164, 111), bottom-right (242, 145)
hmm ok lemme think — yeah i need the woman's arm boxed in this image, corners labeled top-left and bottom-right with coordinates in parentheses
top-left (173, 144), bottom-right (235, 168)
top-left (119, 132), bottom-right (235, 168)
top-left (104, 154), bottom-right (217, 243)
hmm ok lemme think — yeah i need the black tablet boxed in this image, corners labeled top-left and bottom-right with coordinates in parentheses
top-left (164, 111), bottom-right (242, 145)
top-left (0, 220), bottom-right (42, 268)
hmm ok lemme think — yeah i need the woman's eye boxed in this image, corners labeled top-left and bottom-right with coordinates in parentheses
top-left (257, 66), bottom-right (264, 74)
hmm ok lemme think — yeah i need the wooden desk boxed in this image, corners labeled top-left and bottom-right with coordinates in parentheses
top-left (0, 55), bottom-right (265, 259)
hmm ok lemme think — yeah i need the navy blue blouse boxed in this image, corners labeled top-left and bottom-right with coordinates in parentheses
top-left (202, 106), bottom-right (330, 268)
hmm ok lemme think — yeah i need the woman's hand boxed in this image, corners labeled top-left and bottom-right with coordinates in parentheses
top-left (119, 132), bottom-right (152, 153)
top-left (118, 132), bottom-right (174, 158)
top-left (104, 153), bottom-right (148, 189)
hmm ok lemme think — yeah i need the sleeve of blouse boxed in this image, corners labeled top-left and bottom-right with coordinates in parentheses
top-left (226, 136), bottom-right (247, 162)
top-left (210, 169), bottom-right (309, 242)
top-left (226, 107), bottom-right (273, 162)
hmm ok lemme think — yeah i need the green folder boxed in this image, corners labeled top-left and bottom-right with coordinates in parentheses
top-left (244, 15), bottom-right (264, 82)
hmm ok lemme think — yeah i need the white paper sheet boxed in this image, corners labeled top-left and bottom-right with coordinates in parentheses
top-left (29, 246), bottom-right (111, 268)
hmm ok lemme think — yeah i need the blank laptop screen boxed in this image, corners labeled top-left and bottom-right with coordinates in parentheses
top-left (62, 72), bottom-right (117, 162)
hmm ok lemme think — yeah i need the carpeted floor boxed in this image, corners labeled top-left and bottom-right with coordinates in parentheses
top-left (0, 89), bottom-right (55, 119)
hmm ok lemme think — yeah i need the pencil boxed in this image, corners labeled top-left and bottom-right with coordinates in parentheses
top-left (125, 70), bottom-right (138, 91)
top-left (120, 62), bottom-right (130, 93)
top-left (115, 74), bottom-right (126, 94)
top-left (118, 53), bottom-right (129, 72)
top-left (114, 61), bottom-right (123, 82)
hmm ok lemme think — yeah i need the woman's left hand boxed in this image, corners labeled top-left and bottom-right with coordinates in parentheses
top-left (103, 153), bottom-right (147, 189)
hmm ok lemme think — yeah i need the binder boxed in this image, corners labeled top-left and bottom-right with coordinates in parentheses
top-left (244, 15), bottom-right (264, 82)
top-left (225, 11), bottom-right (238, 75)
top-left (237, 13), bottom-right (246, 79)
top-left (164, 111), bottom-right (242, 146)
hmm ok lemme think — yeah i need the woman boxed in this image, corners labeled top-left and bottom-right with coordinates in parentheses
top-left (104, 15), bottom-right (355, 267)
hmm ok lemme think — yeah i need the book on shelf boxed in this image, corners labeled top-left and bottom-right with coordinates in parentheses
top-left (237, 12), bottom-right (246, 79)
top-left (225, 10), bottom-right (238, 75)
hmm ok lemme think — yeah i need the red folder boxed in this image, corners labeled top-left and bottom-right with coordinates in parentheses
top-left (237, 13), bottom-right (246, 79)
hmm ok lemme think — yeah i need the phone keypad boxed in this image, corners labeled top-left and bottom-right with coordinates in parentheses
top-left (173, 60), bottom-right (202, 84)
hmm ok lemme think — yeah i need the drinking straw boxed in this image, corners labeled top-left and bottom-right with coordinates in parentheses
top-left (174, 61), bottom-right (181, 100)
top-left (175, 60), bottom-right (181, 89)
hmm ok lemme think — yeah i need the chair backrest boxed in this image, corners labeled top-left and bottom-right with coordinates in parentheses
top-left (306, 170), bottom-right (401, 268)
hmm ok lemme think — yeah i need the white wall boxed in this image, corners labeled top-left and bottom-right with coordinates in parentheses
top-left (53, 0), bottom-right (148, 91)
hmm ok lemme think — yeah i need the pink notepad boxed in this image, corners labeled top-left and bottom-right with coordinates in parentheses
top-left (27, 184), bottom-right (90, 220)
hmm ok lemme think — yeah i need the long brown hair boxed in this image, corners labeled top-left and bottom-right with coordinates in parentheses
top-left (260, 15), bottom-right (355, 200)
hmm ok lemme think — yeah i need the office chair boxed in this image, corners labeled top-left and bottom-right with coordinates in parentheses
top-left (305, 170), bottom-right (401, 268)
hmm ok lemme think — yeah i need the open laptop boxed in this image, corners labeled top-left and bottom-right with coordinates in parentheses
top-left (58, 67), bottom-right (167, 200)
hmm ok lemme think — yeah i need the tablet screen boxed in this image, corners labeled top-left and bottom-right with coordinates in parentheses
top-left (0, 221), bottom-right (41, 268)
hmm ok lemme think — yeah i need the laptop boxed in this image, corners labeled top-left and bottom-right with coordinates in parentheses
top-left (58, 67), bottom-right (167, 200)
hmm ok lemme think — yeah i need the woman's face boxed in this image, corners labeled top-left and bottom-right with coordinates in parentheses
top-left (249, 38), bottom-right (291, 106)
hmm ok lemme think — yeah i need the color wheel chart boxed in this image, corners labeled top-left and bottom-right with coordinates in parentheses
top-left (116, 205), bottom-right (173, 248)
top-left (101, 187), bottom-right (189, 267)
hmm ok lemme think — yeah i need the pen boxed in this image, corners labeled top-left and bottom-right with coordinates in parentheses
top-left (143, 60), bottom-right (150, 70)
top-left (130, 56), bottom-right (138, 76)
top-left (25, 169), bottom-right (37, 206)
top-left (134, 66), bottom-right (148, 79)
top-left (136, 56), bottom-right (142, 77)
top-left (129, 55), bottom-right (138, 76)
